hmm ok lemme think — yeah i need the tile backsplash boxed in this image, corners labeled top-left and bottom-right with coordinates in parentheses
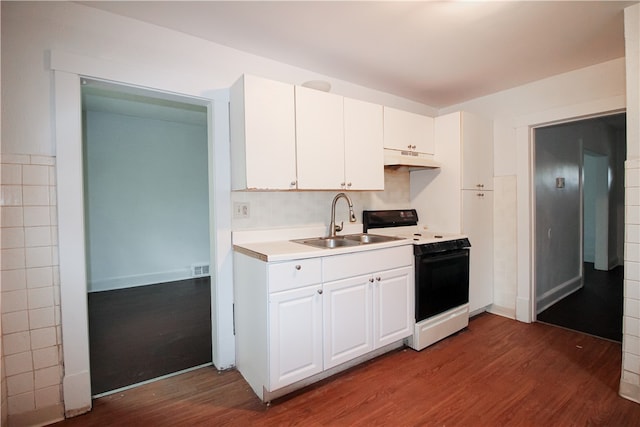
top-left (231, 168), bottom-right (411, 230)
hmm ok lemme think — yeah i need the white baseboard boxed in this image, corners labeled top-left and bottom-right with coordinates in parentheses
top-left (88, 268), bottom-right (194, 292)
top-left (488, 304), bottom-right (516, 319)
top-left (620, 379), bottom-right (640, 404)
top-left (8, 403), bottom-right (64, 427)
top-left (535, 274), bottom-right (582, 314)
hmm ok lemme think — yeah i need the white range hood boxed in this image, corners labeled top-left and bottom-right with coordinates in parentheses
top-left (383, 149), bottom-right (441, 169)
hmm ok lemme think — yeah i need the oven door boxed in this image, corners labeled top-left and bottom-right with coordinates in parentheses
top-left (415, 249), bottom-right (469, 322)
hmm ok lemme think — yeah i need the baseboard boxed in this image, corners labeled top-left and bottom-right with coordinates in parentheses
top-left (487, 304), bottom-right (516, 319)
top-left (63, 370), bottom-right (91, 418)
top-left (8, 403), bottom-right (64, 427)
top-left (620, 379), bottom-right (640, 404)
top-left (536, 274), bottom-right (582, 314)
top-left (516, 297), bottom-right (531, 323)
top-left (88, 269), bottom-right (193, 292)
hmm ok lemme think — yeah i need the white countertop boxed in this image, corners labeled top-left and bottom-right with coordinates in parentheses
top-left (232, 224), bottom-right (412, 262)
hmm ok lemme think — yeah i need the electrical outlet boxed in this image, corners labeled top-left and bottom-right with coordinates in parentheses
top-left (234, 202), bottom-right (250, 219)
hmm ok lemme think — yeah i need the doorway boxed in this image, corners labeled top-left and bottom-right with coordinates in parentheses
top-left (534, 113), bottom-right (626, 341)
top-left (81, 80), bottom-right (212, 395)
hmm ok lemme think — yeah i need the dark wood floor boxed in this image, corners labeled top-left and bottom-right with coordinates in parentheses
top-left (56, 313), bottom-right (640, 426)
top-left (537, 262), bottom-right (623, 342)
top-left (88, 277), bottom-right (212, 395)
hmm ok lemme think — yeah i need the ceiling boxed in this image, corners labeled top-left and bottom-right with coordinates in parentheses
top-left (81, 1), bottom-right (636, 108)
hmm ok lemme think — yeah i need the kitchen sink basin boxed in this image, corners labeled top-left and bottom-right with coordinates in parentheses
top-left (292, 233), bottom-right (403, 249)
top-left (292, 236), bottom-right (359, 249)
top-left (343, 233), bottom-right (403, 244)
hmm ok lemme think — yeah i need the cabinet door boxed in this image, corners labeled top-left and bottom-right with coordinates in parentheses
top-left (295, 86), bottom-right (345, 190)
top-left (462, 190), bottom-right (494, 312)
top-left (269, 285), bottom-right (323, 390)
top-left (230, 74), bottom-right (297, 190)
top-left (461, 112), bottom-right (493, 190)
top-left (373, 266), bottom-right (413, 348)
top-left (323, 276), bottom-right (373, 369)
top-left (383, 106), bottom-right (434, 154)
top-left (344, 98), bottom-right (384, 190)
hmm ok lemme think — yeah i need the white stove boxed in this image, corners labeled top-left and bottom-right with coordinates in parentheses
top-left (362, 210), bottom-right (471, 351)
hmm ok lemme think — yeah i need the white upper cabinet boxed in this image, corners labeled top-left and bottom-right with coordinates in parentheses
top-left (230, 74), bottom-right (385, 191)
top-left (383, 106), bottom-right (434, 155)
top-left (295, 86), bottom-right (345, 190)
top-left (461, 112), bottom-right (494, 190)
top-left (230, 75), bottom-right (296, 190)
top-left (295, 87), bottom-right (384, 190)
top-left (343, 98), bottom-right (384, 190)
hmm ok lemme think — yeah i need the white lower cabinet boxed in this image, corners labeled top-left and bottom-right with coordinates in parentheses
top-left (324, 266), bottom-right (413, 369)
top-left (374, 266), bottom-right (413, 347)
top-left (269, 284), bottom-right (323, 390)
top-left (234, 245), bottom-right (413, 401)
top-left (323, 275), bottom-right (373, 369)
top-left (462, 189), bottom-right (494, 312)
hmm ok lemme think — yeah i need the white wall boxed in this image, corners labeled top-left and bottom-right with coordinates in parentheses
top-left (0, 2), bottom-right (436, 421)
top-left (84, 110), bottom-right (209, 292)
top-left (1, 2), bottom-right (436, 158)
top-left (429, 58), bottom-right (627, 317)
top-left (1, 0), bottom-right (637, 420)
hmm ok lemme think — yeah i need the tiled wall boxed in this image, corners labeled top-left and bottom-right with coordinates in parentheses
top-left (230, 168), bottom-right (411, 230)
top-left (621, 158), bottom-right (640, 403)
top-left (1, 154), bottom-right (64, 425)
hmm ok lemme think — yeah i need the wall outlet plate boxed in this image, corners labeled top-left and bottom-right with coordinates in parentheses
top-left (234, 202), bottom-right (250, 219)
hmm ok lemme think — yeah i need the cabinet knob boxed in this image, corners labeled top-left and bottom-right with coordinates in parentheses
top-left (340, 182), bottom-right (346, 188)
top-left (290, 181), bottom-right (296, 187)
top-left (375, 277), bottom-right (381, 282)
top-left (347, 182), bottom-right (352, 187)
top-left (317, 289), bottom-right (323, 295)
top-left (369, 278), bottom-right (374, 283)
top-left (411, 145), bottom-right (416, 150)
top-left (477, 193), bottom-right (484, 197)
top-left (295, 265), bottom-right (301, 270)
top-left (407, 144), bottom-right (412, 149)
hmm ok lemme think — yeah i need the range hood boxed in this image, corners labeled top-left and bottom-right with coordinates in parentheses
top-left (383, 149), bottom-right (441, 169)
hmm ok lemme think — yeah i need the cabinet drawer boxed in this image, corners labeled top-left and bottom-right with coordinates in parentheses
top-left (268, 258), bottom-right (322, 292)
top-left (323, 245), bottom-right (413, 282)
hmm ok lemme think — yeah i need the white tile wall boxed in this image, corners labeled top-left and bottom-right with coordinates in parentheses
top-left (622, 159), bottom-right (640, 398)
top-left (230, 168), bottom-right (412, 230)
top-left (1, 155), bottom-right (62, 420)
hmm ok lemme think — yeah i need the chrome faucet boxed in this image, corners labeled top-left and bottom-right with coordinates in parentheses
top-left (329, 193), bottom-right (357, 237)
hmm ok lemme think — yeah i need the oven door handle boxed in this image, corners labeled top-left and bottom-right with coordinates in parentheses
top-left (417, 249), bottom-right (469, 261)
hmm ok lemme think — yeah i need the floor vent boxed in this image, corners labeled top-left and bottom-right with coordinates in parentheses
top-left (191, 264), bottom-right (210, 277)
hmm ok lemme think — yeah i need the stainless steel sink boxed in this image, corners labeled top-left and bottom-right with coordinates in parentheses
top-left (291, 236), bottom-right (359, 249)
top-left (343, 233), bottom-right (403, 244)
top-left (292, 233), bottom-right (403, 249)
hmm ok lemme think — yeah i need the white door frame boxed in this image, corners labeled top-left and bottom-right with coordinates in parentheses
top-left (513, 98), bottom-right (625, 323)
top-left (583, 150), bottom-right (610, 270)
top-left (52, 52), bottom-right (234, 414)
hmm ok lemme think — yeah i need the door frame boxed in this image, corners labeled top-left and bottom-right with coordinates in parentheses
top-left (52, 52), bottom-right (234, 414)
top-left (583, 150), bottom-right (610, 270)
top-left (513, 98), bottom-right (626, 324)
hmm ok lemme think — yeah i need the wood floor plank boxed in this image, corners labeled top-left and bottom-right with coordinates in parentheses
top-left (54, 313), bottom-right (640, 426)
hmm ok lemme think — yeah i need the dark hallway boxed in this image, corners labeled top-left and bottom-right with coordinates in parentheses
top-left (537, 262), bottom-right (624, 342)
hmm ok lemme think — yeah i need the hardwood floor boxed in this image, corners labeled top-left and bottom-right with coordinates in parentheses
top-left (55, 313), bottom-right (640, 426)
top-left (537, 262), bottom-right (624, 342)
top-left (88, 277), bottom-right (212, 395)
